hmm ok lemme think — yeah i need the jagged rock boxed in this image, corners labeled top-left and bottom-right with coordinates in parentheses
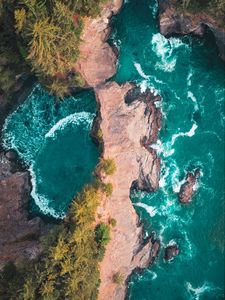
top-left (157, 0), bottom-right (225, 61)
top-left (164, 244), bottom-right (179, 261)
top-left (74, 0), bottom-right (123, 87)
top-left (95, 82), bottom-right (161, 300)
top-left (178, 169), bottom-right (200, 203)
top-left (0, 152), bottom-right (43, 269)
top-left (150, 239), bottom-right (161, 263)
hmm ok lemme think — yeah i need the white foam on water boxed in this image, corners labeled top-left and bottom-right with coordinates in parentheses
top-left (171, 123), bottom-right (198, 146)
top-left (151, 33), bottom-right (186, 72)
top-left (134, 62), bottom-right (150, 79)
top-left (185, 281), bottom-right (221, 300)
top-left (147, 270), bottom-right (158, 280)
top-left (188, 91), bottom-right (199, 112)
top-left (134, 202), bottom-right (157, 217)
top-left (30, 166), bottom-right (65, 219)
top-left (45, 112), bottom-right (94, 139)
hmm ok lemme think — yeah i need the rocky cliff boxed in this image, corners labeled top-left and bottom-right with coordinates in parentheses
top-left (157, 0), bottom-right (225, 61)
top-left (0, 151), bottom-right (43, 269)
top-left (95, 82), bottom-right (161, 299)
top-left (75, 1), bottom-right (162, 299)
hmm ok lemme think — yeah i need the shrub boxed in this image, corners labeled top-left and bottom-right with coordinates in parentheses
top-left (102, 182), bottom-right (113, 197)
top-left (109, 218), bottom-right (117, 228)
top-left (112, 272), bottom-right (125, 286)
top-left (95, 223), bottom-right (110, 247)
top-left (97, 158), bottom-right (116, 176)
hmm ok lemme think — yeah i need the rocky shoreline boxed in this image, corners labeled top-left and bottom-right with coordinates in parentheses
top-left (0, 151), bottom-right (44, 269)
top-left (157, 0), bottom-right (225, 61)
top-left (75, 1), bottom-right (162, 299)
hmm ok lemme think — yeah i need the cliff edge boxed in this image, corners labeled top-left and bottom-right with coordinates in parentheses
top-left (157, 0), bottom-right (225, 61)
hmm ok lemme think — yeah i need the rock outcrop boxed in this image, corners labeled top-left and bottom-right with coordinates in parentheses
top-left (74, 0), bottom-right (123, 87)
top-left (178, 169), bottom-right (200, 203)
top-left (157, 0), bottom-right (225, 61)
top-left (0, 151), bottom-right (43, 269)
top-left (94, 82), bottom-right (161, 300)
top-left (164, 244), bottom-right (179, 261)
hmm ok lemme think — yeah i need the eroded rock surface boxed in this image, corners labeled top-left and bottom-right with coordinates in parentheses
top-left (95, 82), bottom-right (161, 300)
top-left (158, 0), bottom-right (225, 61)
top-left (74, 0), bottom-right (123, 87)
top-left (178, 169), bottom-right (200, 203)
top-left (0, 151), bottom-right (43, 268)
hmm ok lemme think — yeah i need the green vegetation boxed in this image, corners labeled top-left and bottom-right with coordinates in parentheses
top-left (109, 217), bottom-right (117, 228)
top-left (0, 185), bottom-right (110, 300)
top-left (102, 182), bottom-right (113, 196)
top-left (97, 158), bottom-right (117, 176)
top-left (0, 0), bottom-right (106, 96)
top-left (174, 0), bottom-right (225, 26)
top-left (112, 272), bottom-right (125, 286)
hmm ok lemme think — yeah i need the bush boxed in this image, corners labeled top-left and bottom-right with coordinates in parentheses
top-left (95, 223), bottom-right (111, 247)
top-left (112, 272), bottom-right (125, 286)
top-left (109, 218), bottom-right (117, 228)
top-left (97, 158), bottom-right (116, 176)
top-left (102, 182), bottom-right (113, 197)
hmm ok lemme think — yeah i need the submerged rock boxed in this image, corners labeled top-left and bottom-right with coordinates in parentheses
top-left (164, 244), bottom-right (179, 261)
top-left (0, 152), bottom-right (43, 268)
top-left (178, 169), bottom-right (200, 203)
top-left (157, 0), bottom-right (225, 61)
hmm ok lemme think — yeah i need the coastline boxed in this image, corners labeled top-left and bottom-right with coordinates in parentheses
top-left (157, 0), bottom-right (225, 62)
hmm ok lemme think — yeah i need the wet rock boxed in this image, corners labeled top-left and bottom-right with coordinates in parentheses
top-left (157, 0), bottom-right (225, 61)
top-left (5, 150), bottom-right (18, 161)
top-left (150, 239), bottom-right (161, 263)
top-left (164, 244), bottom-right (179, 261)
top-left (178, 169), bottom-right (200, 203)
top-left (0, 152), bottom-right (43, 268)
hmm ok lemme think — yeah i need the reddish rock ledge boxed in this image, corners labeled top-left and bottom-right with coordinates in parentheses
top-left (157, 0), bottom-right (225, 61)
top-left (0, 151), bottom-right (44, 269)
top-left (94, 82), bottom-right (161, 300)
top-left (178, 169), bottom-right (201, 203)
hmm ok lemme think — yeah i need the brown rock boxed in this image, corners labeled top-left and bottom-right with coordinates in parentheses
top-left (157, 0), bottom-right (225, 61)
top-left (95, 82), bottom-right (161, 300)
top-left (0, 152), bottom-right (43, 268)
top-left (178, 169), bottom-right (200, 203)
top-left (164, 244), bottom-right (179, 261)
top-left (74, 0), bottom-right (123, 87)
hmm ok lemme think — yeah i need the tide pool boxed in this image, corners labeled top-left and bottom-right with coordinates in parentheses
top-left (111, 0), bottom-right (224, 299)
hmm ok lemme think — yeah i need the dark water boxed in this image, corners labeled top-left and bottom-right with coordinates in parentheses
top-left (110, 0), bottom-right (224, 299)
top-left (2, 0), bottom-right (224, 298)
top-left (3, 85), bottom-right (98, 218)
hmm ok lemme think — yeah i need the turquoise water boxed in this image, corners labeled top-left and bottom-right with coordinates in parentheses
top-left (2, 0), bottom-right (224, 298)
top-left (3, 85), bottom-right (98, 218)
top-left (111, 0), bottom-right (224, 299)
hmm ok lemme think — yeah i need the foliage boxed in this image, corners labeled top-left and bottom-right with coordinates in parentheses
top-left (112, 272), bottom-right (125, 286)
top-left (97, 158), bottom-right (117, 176)
top-left (0, 184), bottom-right (111, 300)
top-left (95, 223), bottom-right (111, 246)
top-left (175, 0), bottom-right (225, 26)
top-left (0, 0), bottom-right (105, 96)
top-left (101, 182), bottom-right (113, 196)
top-left (109, 217), bottom-right (117, 228)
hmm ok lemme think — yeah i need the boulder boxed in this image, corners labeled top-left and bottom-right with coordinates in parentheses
top-left (164, 244), bottom-right (179, 261)
top-left (178, 169), bottom-right (200, 203)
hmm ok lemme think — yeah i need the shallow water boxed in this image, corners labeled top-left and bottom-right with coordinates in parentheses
top-left (3, 85), bottom-right (98, 218)
top-left (111, 0), bottom-right (224, 299)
